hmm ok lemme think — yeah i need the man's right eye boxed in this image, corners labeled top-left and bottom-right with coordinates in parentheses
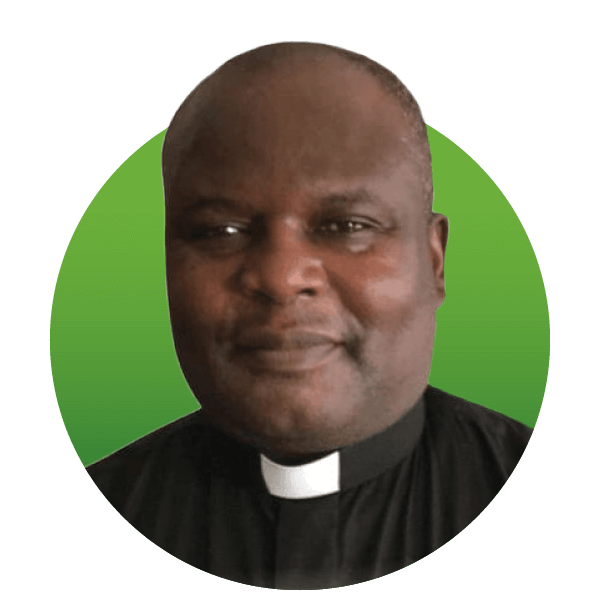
top-left (192, 225), bottom-right (247, 238)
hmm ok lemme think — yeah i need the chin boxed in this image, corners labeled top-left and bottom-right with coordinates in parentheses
top-left (204, 381), bottom-right (361, 456)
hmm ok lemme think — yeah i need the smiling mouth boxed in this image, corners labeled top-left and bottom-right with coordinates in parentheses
top-left (239, 344), bottom-right (341, 372)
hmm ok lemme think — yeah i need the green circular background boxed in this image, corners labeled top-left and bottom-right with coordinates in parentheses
top-left (51, 127), bottom-right (549, 467)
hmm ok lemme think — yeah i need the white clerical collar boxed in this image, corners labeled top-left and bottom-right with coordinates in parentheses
top-left (260, 451), bottom-right (340, 499)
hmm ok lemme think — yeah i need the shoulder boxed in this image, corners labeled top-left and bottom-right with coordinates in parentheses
top-left (422, 386), bottom-right (533, 477)
top-left (86, 410), bottom-right (208, 504)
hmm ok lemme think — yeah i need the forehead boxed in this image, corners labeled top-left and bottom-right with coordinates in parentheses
top-left (165, 56), bottom-right (423, 209)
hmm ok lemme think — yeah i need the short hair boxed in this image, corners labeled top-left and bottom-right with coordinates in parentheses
top-left (163, 42), bottom-right (433, 213)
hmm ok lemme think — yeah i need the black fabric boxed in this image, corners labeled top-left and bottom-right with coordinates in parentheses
top-left (87, 386), bottom-right (532, 589)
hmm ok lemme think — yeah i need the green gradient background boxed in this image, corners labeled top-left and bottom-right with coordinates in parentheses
top-left (51, 127), bottom-right (549, 467)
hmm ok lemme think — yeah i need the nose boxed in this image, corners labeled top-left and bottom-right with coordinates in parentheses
top-left (239, 221), bottom-right (327, 305)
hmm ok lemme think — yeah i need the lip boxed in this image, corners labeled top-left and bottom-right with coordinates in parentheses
top-left (235, 330), bottom-right (341, 351)
top-left (234, 330), bottom-right (342, 372)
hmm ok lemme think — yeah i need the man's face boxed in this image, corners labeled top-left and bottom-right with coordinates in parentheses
top-left (164, 58), bottom-right (447, 460)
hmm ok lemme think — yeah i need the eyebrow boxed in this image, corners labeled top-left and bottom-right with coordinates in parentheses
top-left (176, 187), bottom-right (386, 215)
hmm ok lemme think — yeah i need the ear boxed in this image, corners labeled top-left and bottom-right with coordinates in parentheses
top-left (428, 212), bottom-right (449, 304)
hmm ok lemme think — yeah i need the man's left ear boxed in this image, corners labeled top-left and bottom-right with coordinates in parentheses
top-left (428, 212), bottom-right (449, 303)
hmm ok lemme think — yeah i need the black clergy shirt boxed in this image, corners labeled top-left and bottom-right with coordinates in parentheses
top-left (87, 386), bottom-right (533, 589)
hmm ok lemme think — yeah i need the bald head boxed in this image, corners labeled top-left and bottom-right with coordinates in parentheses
top-left (162, 42), bottom-right (433, 213)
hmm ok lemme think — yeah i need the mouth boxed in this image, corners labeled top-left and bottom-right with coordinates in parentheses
top-left (233, 330), bottom-right (343, 373)
top-left (238, 344), bottom-right (341, 372)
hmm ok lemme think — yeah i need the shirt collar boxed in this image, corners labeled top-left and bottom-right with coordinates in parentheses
top-left (261, 451), bottom-right (340, 499)
top-left (260, 396), bottom-right (425, 499)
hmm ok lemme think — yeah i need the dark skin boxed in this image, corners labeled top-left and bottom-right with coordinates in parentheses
top-left (164, 54), bottom-right (448, 464)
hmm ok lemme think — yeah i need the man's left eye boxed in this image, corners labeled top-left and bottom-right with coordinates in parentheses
top-left (318, 220), bottom-right (373, 234)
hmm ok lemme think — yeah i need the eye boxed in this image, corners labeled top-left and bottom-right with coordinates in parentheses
top-left (192, 224), bottom-right (248, 239)
top-left (318, 219), bottom-right (374, 235)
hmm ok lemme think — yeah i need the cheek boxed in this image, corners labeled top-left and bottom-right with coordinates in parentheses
top-left (332, 251), bottom-right (423, 333)
top-left (334, 253), bottom-right (437, 391)
top-left (166, 252), bottom-right (233, 340)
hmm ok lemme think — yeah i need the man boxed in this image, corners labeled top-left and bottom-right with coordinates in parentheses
top-left (88, 42), bottom-right (532, 589)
